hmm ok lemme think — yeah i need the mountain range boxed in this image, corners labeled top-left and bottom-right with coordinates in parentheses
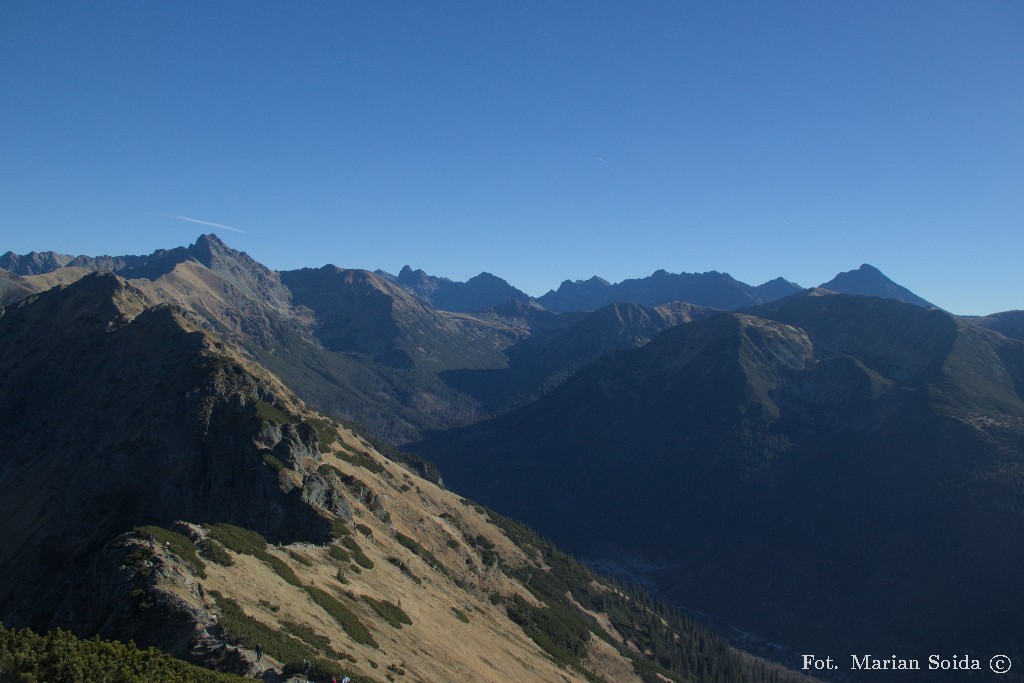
top-left (0, 260), bottom-right (816, 683)
top-left (411, 289), bottom-right (1024, 673)
top-left (3, 237), bottom-right (939, 444)
top-left (537, 271), bottom-right (804, 312)
top-left (2, 234), bottom-right (1020, 681)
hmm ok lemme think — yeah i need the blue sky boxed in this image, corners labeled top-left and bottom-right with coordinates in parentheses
top-left (2, 1), bottom-right (1021, 314)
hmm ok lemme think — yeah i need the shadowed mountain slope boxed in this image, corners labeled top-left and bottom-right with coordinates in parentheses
top-left (442, 300), bottom-right (716, 411)
top-left (967, 309), bottom-right (1024, 341)
top-left (411, 292), bottom-right (1024, 674)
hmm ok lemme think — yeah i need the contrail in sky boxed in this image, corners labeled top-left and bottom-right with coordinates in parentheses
top-left (172, 215), bottom-right (246, 233)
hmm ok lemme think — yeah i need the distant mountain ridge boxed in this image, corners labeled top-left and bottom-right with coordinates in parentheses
top-left (538, 269), bottom-right (802, 312)
top-left (385, 265), bottom-right (531, 312)
top-left (5, 241), bottom-right (941, 315)
top-left (0, 236), bottom-right (957, 447)
top-left (0, 250), bottom-right (76, 274)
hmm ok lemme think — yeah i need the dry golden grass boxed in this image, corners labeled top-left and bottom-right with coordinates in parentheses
top-left (191, 431), bottom-right (599, 683)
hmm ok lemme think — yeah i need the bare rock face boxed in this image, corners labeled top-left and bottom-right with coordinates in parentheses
top-left (274, 422), bottom-right (321, 473)
top-left (300, 472), bottom-right (353, 521)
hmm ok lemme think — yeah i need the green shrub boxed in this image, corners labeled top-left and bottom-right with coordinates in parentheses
top-left (200, 539), bottom-right (234, 567)
top-left (0, 622), bottom-right (247, 682)
top-left (308, 417), bottom-right (339, 452)
top-left (287, 549), bottom-right (313, 567)
top-left (303, 586), bottom-right (378, 648)
top-left (342, 536), bottom-right (374, 569)
top-left (329, 545), bottom-right (352, 564)
top-left (261, 453), bottom-right (287, 473)
top-left (318, 463), bottom-right (344, 478)
top-left (209, 591), bottom-right (320, 668)
top-left (394, 532), bottom-right (448, 578)
top-left (329, 518), bottom-right (351, 539)
top-left (506, 594), bottom-right (590, 668)
top-left (338, 449), bottom-right (385, 474)
top-left (263, 553), bottom-right (302, 587)
top-left (253, 399), bottom-right (294, 426)
top-left (363, 597), bottom-right (411, 628)
top-left (386, 557), bottom-right (421, 584)
top-left (451, 607), bottom-right (470, 624)
top-left (279, 620), bottom-right (341, 657)
top-left (207, 523), bottom-right (299, 585)
top-left (207, 524), bottom-right (268, 556)
top-left (355, 523), bottom-right (373, 537)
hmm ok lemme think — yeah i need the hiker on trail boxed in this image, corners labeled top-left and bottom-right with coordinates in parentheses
top-left (255, 642), bottom-right (262, 662)
top-left (304, 659), bottom-right (311, 676)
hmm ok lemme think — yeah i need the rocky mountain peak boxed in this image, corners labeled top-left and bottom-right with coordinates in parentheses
top-left (819, 263), bottom-right (934, 308)
top-left (0, 250), bottom-right (75, 275)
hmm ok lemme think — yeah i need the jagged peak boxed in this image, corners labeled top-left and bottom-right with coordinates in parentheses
top-left (194, 233), bottom-right (227, 249)
top-left (187, 233), bottom-right (235, 264)
top-left (466, 271), bottom-right (508, 284)
top-left (758, 276), bottom-right (799, 287)
top-left (557, 275), bottom-right (610, 289)
top-left (820, 264), bottom-right (934, 308)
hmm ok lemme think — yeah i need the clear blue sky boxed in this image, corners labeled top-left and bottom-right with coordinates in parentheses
top-left (2, 1), bottom-right (1021, 315)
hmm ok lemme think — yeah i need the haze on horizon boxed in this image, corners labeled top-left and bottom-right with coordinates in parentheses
top-left (1, 1), bottom-right (1021, 316)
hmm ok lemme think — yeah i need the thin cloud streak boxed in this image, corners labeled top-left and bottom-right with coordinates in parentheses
top-left (173, 215), bottom-right (246, 233)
